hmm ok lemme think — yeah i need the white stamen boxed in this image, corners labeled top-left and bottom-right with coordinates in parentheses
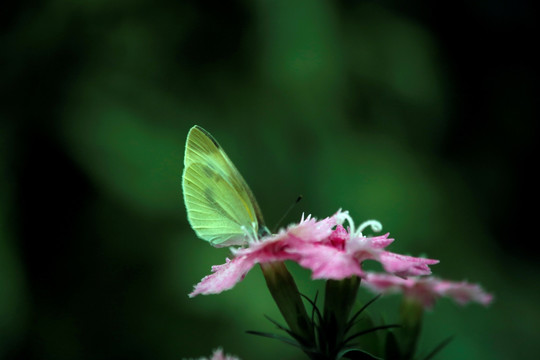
top-left (357, 220), bottom-right (383, 236)
top-left (335, 210), bottom-right (356, 236)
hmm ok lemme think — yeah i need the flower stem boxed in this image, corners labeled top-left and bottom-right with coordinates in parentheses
top-left (260, 262), bottom-right (315, 346)
top-left (398, 297), bottom-right (424, 360)
top-left (323, 276), bottom-right (361, 355)
top-left (324, 276), bottom-right (360, 331)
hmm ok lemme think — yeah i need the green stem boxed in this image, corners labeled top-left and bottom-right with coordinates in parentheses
top-left (260, 262), bottom-right (315, 346)
top-left (323, 276), bottom-right (361, 353)
top-left (398, 297), bottom-right (424, 360)
top-left (324, 276), bottom-right (360, 330)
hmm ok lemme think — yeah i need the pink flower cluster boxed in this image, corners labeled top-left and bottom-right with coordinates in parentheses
top-left (190, 210), bottom-right (492, 308)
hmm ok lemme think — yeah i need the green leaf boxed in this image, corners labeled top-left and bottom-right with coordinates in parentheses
top-left (346, 294), bottom-right (382, 333)
top-left (422, 335), bottom-right (454, 360)
top-left (384, 331), bottom-right (401, 360)
top-left (344, 325), bottom-right (400, 345)
top-left (245, 330), bottom-right (301, 349)
top-left (340, 348), bottom-right (384, 360)
top-left (347, 310), bottom-right (381, 357)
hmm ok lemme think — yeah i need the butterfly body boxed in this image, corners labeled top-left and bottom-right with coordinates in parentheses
top-left (182, 125), bottom-right (268, 246)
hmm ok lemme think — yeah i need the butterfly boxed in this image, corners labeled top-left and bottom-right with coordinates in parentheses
top-left (182, 125), bottom-right (270, 246)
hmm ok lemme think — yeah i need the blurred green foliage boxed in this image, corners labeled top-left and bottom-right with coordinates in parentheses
top-left (1, 0), bottom-right (537, 359)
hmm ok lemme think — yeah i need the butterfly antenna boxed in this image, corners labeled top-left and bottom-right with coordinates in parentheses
top-left (272, 195), bottom-right (303, 233)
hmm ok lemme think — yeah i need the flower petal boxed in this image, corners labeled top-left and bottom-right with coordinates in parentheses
top-left (209, 348), bottom-right (241, 360)
top-left (433, 280), bottom-right (494, 306)
top-left (292, 241), bottom-right (364, 280)
top-left (328, 224), bottom-right (349, 249)
top-left (189, 256), bottom-right (256, 297)
top-left (190, 217), bottom-right (327, 297)
top-left (290, 212), bottom-right (337, 242)
top-left (378, 252), bottom-right (439, 276)
top-left (362, 273), bottom-right (493, 308)
top-left (368, 233), bottom-right (394, 249)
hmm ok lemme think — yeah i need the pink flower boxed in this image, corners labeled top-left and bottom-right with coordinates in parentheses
top-left (186, 348), bottom-right (240, 360)
top-left (189, 214), bottom-right (332, 297)
top-left (362, 272), bottom-right (494, 308)
top-left (190, 210), bottom-right (439, 297)
top-left (290, 211), bottom-right (438, 280)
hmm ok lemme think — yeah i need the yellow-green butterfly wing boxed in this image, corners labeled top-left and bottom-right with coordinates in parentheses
top-left (182, 125), bottom-right (266, 246)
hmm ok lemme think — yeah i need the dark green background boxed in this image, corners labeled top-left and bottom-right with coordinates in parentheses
top-left (1, 1), bottom-right (537, 359)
